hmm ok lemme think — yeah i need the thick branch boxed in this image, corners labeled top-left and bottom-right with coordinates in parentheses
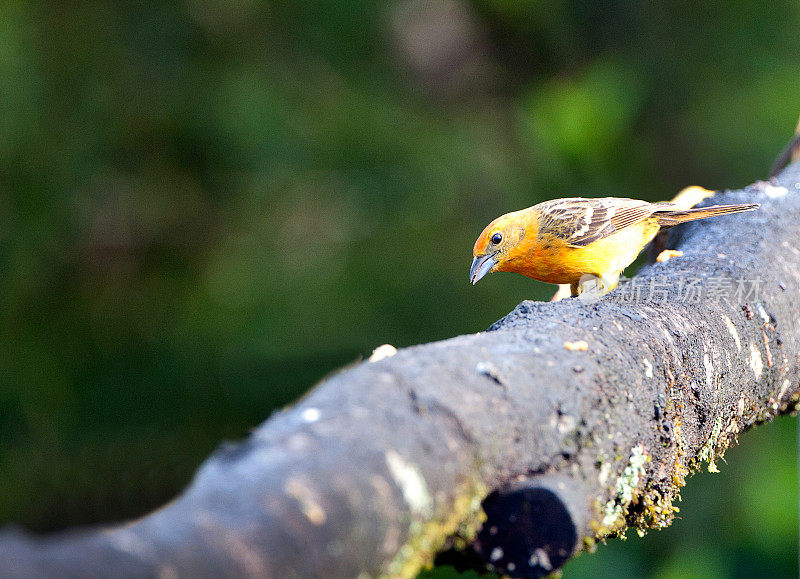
top-left (2, 166), bottom-right (800, 578)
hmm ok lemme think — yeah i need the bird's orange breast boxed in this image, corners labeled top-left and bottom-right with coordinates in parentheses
top-left (496, 218), bottom-right (661, 285)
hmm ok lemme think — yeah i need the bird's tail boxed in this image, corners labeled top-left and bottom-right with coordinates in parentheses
top-left (654, 203), bottom-right (759, 228)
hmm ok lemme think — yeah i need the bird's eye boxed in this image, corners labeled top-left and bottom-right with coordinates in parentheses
top-left (491, 232), bottom-right (503, 245)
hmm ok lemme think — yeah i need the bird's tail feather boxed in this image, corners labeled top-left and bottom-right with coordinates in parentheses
top-left (655, 203), bottom-right (759, 228)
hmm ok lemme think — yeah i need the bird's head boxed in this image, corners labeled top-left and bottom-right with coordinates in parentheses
top-left (470, 209), bottom-right (529, 285)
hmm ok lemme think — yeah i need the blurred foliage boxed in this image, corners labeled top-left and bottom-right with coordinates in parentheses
top-left (0, 0), bottom-right (798, 575)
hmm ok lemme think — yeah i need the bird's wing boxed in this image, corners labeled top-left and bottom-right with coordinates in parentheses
top-left (537, 197), bottom-right (664, 247)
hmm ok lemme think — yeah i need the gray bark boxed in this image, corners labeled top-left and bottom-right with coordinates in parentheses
top-left (2, 165), bottom-right (800, 578)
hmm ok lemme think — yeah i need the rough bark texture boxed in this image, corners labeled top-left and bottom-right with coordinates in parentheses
top-left (2, 165), bottom-right (800, 578)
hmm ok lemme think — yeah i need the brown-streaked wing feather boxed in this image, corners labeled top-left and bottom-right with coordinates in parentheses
top-left (537, 197), bottom-right (660, 247)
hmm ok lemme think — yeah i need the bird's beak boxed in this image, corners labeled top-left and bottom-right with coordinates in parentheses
top-left (469, 253), bottom-right (498, 285)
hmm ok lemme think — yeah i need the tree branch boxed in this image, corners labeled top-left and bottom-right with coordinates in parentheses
top-left (2, 165), bottom-right (800, 578)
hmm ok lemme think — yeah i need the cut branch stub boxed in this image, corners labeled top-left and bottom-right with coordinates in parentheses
top-left (473, 476), bottom-right (586, 578)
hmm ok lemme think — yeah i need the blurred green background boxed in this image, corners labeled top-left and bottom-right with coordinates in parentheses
top-left (0, 0), bottom-right (797, 576)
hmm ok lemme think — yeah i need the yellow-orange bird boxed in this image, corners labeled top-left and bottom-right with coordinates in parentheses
top-left (470, 197), bottom-right (758, 296)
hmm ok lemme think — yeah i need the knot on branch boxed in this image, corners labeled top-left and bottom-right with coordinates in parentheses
top-left (473, 477), bottom-right (584, 577)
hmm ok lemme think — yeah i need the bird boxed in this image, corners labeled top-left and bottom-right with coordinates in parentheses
top-left (469, 196), bottom-right (758, 297)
